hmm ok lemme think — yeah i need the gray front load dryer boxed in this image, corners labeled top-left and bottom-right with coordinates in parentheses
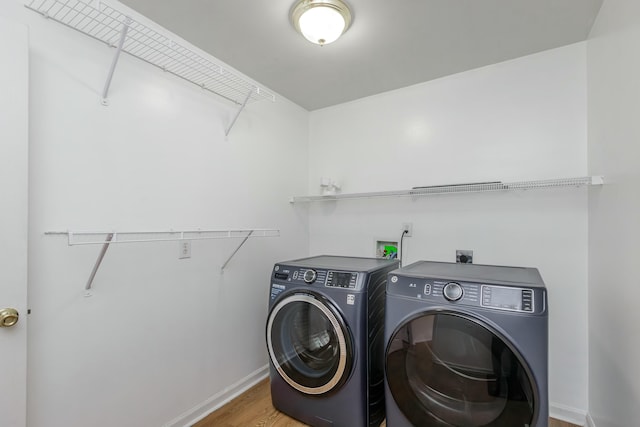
top-left (266, 255), bottom-right (399, 427)
top-left (384, 261), bottom-right (548, 427)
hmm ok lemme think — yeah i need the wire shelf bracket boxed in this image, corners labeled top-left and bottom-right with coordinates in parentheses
top-left (289, 176), bottom-right (605, 203)
top-left (25, 0), bottom-right (275, 132)
top-left (83, 232), bottom-right (113, 295)
top-left (100, 16), bottom-right (131, 105)
top-left (225, 89), bottom-right (253, 137)
top-left (220, 230), bottom-right (254, 272)
top-left (45, 228), bottom-right (280, 295)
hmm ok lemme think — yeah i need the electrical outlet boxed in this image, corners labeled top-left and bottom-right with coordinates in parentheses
top-left (402, 222), bottom-right (413, 237)
top-left (456, 250), bottom-right (473, 264)
top-left (179, 241), bottom-right (191, 259)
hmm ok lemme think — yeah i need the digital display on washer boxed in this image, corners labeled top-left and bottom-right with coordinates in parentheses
top-left (326, 271), bottom-right (358, 288)
top-left (481, 285), bottom-right (534, 312)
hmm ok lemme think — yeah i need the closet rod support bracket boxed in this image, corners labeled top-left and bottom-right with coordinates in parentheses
top-left (84, 233), bottom-right (115, 296)
top-left (225, 89), bottom-right (254, 136)
top-left (101, 17), bottom-right (132, 105)
top-left (220, 230), bottom-right (254, 272)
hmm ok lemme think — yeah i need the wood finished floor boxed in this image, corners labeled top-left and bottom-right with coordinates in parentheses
top-left (193, 378), bottom-right (580, 427)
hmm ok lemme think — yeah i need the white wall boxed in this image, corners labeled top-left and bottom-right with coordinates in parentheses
top-left (587, 1), bottom-right (640, 426)
top-left (1, 1), bottom-right (309, 426)
top-left (308, 44), bottom-right (589, 421)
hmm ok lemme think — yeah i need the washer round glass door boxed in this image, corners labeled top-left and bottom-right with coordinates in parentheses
top-left (266, 292), bottom-right (352, 395)
top-left (386, 312), bottom-right (536, 426)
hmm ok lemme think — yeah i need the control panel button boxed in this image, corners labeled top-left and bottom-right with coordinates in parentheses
top-left (522, 289), bottom-right (534, 311)
top-left (303, 269), bottom-right (317, 284)
top-left (443, 282), bottom-right (464, 301)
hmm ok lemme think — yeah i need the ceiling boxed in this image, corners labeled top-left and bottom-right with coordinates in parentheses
top-left (118, 0), bottom-right (603, 111)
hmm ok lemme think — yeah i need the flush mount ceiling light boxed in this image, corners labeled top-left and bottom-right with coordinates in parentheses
top-left (291, 0), bottom-right (353, 46)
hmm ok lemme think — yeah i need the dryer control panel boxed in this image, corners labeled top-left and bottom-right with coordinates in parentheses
top-left (388, 274), bottom-right (546, 315)
top-left (480, 285), bottom-right (534, 313)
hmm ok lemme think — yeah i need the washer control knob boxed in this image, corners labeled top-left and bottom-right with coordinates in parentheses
top-left (443, 282), bottom-right (463, 301)
top-left (303, 269), bottom-right (317, 284)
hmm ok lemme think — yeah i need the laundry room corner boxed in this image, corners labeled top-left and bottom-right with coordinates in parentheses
top-left (306, 42), bottom-right (590, 422)
top-left (587, 0), bottom-right (640, 426)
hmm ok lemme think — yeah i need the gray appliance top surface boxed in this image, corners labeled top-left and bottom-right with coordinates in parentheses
top-left (281, 255), bottom-right (398, 272)
top-left (393, 261), bottom-right (545, 287)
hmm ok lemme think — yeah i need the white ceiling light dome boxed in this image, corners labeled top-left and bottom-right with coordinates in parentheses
top-left (291, 0), bottom-right (353, 46)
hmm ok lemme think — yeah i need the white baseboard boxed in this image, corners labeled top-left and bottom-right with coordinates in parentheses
top-left (165, 376), bottom-right (594, 427)
top-left (550, 402), bottom-right (588, 426)
top-left (163, 364), bottom-right (270, 427)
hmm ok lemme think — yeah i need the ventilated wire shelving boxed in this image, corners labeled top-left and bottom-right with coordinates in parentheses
top-left (25, 0), bottom-right (275, 134)
top-left (45, 228), bottom-right (280, 294)
top-left (46, 229), bottom-right (280, 245)
top-left (290, 176), bottom-right (604, 203)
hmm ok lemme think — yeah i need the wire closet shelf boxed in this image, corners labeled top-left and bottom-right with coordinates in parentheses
top-left (45, 228), bottom-right (280, 246)
top-left (45, 229), bottom-right (280, 293)
top-left (290, 176), bottom-right (604, 203)
top-left (25, 0), bottom-right (275, 106)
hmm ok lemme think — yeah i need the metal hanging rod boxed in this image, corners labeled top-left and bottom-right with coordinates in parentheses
top-left (25, 0), bottom-right (275, 129)
top-left (290, 176), bottom-right (604, 203)
top-left (45, 228), bottom-right (280, 294)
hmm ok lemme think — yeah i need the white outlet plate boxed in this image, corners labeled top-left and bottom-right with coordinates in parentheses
top-left (402, 222), bottom-right (413, 237)
top-left (179, 241), bottom-right (191, 259)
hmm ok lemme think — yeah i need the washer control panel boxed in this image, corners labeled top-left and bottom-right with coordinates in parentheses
top-left (388, 273), bottom-right (545, 314)
top-left (272, 265), bottom-right (362, 290)
top-left (325, 271), bottom-right (358, 289)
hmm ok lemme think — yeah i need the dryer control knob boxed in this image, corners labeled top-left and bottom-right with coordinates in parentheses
top-left (443, 282), bottom-right (463, 301)
top-left (303, 269), bottom-right (317, 284)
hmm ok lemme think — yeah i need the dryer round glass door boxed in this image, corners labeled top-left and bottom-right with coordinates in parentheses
top-left (266, 292), bottom-right (353, 395)
top-left (386, 312), bottom-right (536, 426)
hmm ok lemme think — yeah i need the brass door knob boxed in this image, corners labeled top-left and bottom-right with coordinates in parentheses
top-left (0, 308), bottom-right (19, 328)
